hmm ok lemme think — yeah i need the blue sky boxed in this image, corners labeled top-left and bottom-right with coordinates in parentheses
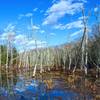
top-left (0, 0), bottom-right (99, 52)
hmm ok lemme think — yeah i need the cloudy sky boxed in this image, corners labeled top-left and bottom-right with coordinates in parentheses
top-left (0, 0), bottom-right (99, 52)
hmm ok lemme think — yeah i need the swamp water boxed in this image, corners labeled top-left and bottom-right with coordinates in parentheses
top-left (0, 70), bottom-right (99, 100)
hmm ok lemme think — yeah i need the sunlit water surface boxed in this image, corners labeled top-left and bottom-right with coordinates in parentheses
top-left (0, 71), bottom-right (99, 100)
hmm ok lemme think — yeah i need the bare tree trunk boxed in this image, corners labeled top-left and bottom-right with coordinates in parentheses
top-left (29, 51), bottom-right (32, 77)
top-left (69, 54), bottom-right (72, 70)
top-left (73, 48), bottom-right (77, 73)
top-left (23, 50), bottom-right (27, 71)
top-left (62, 48), bottom-right (67, 71)
top-left (26, 53), bottom-right (29, 78)
top-left (33, 40), bottom-right (38, 77)
top-left (40, 41), bottom-right (44, 73)
top-left (73, 65), bottom-right (77, 73)
top-left (63, 58), bottom-right (66, 70)
top-left (0, 45), bottom-right (2, 87)
top-left (10, 41), bottom-right (14, 87)
top-left (84, 31), bottom-right (88, 75)
top-left (47, 48), bottom-right (51, 71)
top-left (40, 56), bottom-right (43, 73)
top-left (81, 8), bottom-right (89, 75)
top-left (6, 41), bottom-right (10, 89)
top-left (33, 63), bottom-right (37, 77)
top-left (19, 54), bottom-right (22, 74)
top-left (81, 41), bottom-right (85, 70)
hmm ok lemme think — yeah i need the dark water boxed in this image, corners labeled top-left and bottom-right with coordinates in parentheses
top-left (0, 71), bottom-right (98, 100)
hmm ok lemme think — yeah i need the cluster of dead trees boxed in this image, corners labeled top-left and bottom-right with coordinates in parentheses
top-left (0, 7), bottom-right (100, 79)
top-left (17, 8), bottom-right (100, 77)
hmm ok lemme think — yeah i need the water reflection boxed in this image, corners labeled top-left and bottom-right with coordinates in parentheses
top-left (0, 71), bottom-right (99, 100)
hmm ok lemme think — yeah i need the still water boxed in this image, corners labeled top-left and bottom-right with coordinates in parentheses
top-left (0, 71), bottom-right (99, 100)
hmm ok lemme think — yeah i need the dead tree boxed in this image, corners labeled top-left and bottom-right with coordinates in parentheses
top-left (33, 40), bottom-right (38, 77)
top-left (81, 8), bottom-right (90, 75)
top-left (73, 8), bottom-right (90, 74)
top-left (0, 43), bottom-right (2, 87)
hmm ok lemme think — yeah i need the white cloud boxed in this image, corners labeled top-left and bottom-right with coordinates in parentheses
top-left (0, 32), bottom-right (12, 40)
top-left (78, 0), bottom-right (87, 3)
top-left (4, 24), bottom-right (15, 32)
top-left (50, 32), bottom-right (56, 36)
top-left (18, 13), bottom-right (33, 19)
top-left (25, 13), bottom-right (33, 17)
top-left (40, 10), bottom-right (44, 13)
top-left (52, 0), bottom-right (56, 3)
top-left (0, 24), bottom-right (16, 41)
top-left (13, 34), bottom-right (47, 52)
top-left (78, 16), bottom-right (88, 20)
top-left (32, 25), bottom-right (40, 30)
top-left (0, 24), bottom-right (46, 52)
top-left (40, 30), bottom-right (45, 34)
top-left (71, 30), bottom-right (82, 37)
top-left (27, 40), bottom-right (46, 47)
top-left (54, 20), bottom-right (83, 30)
top-left (15, 34), bottom-right (26, 40)
top-left (24, 39), bottom-right (47, 51)
top-left (18, 14), bottom-right (24, 19)
top-left (14, 34), bottom-right (28, 45)
top-left (66, 20), bottom-right (83, 29)
top-left (33, 8), bottom-right (38, 12)
top-left (54, 24), bottom-right (65, 30)
top-left (27, 40), bottom-right (35, 46)
top-left (43, 0), bottom-right (86, 25)
top-left (94, 7), bottom-right (98, 12)
top-left (28, 25), bottom-right (40, 31)
top-left (70, 26), bottom-right (91, 37)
